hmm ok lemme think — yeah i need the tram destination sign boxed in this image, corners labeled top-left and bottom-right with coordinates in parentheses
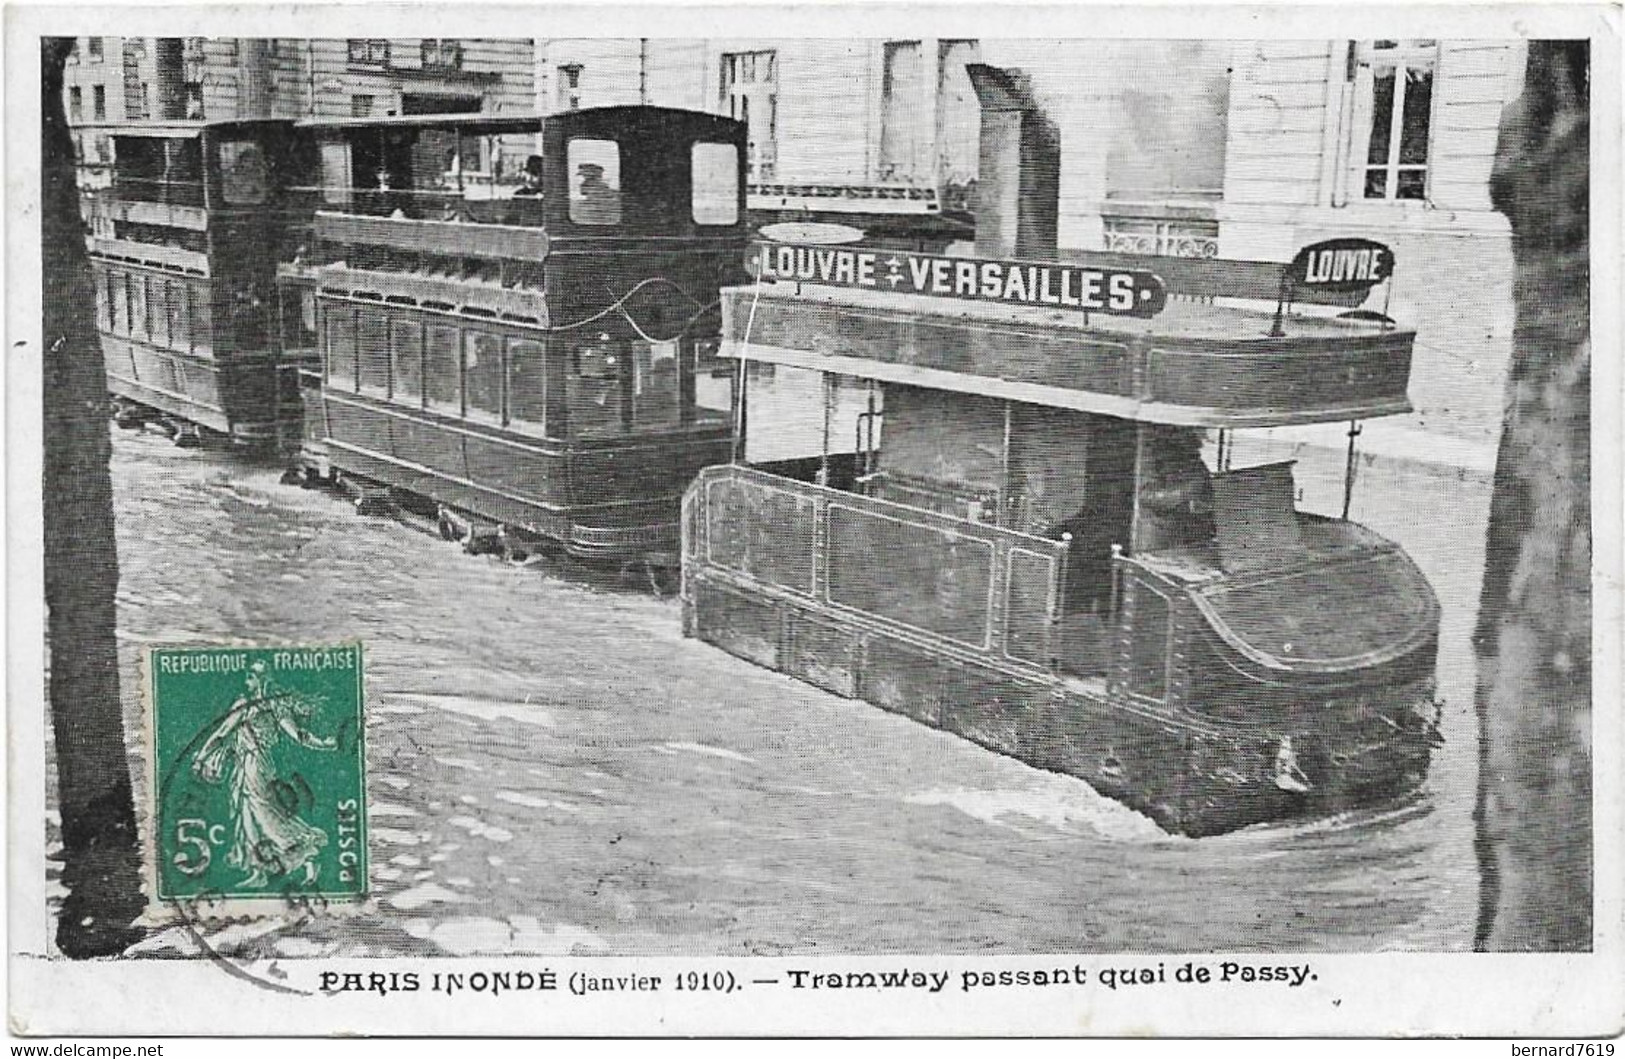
top-left (754, 242), bottom-right (1168, 318)
top-left (1288, 237), bottom-right (1395, 293)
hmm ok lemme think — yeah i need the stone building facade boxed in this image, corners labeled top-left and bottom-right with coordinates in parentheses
top-left (536, 38), bottom-right (982, 199)
top-left (1219, 39), bottom-right (1528, 452)
top-left (64, 34), bottom-right (1526, 460)
top-left (976, 38), bottom-right (1527, 458)
top-left (62, 36), bottom-right (535, 184)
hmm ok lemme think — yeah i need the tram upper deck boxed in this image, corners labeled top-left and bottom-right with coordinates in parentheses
top-left (84, 119), bottom-right (315, 443)
top-left (727, 249), bottom-right (1417, 429)
top-left (285, 108), bottom-right (750, 560)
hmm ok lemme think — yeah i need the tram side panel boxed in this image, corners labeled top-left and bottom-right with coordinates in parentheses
top-left (682, 461), bottom-right (1443, 838)
top-left (92, 256), bottom-right (240, 437)
top-left (306, 242), bottom-right (738, 559)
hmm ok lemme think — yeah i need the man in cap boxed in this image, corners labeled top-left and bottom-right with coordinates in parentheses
top-left (572, 160), bottom-right (620, 224)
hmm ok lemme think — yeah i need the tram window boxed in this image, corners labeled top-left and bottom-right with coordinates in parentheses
top-left (464, 331), bottom-right (504, 424)
top-left (167, 280), bottom-right (190, 353)
top-left (691, 338), bottom-right (734, 424)
top-left (389, 320), bottom-right (424, 406)
top-left (326, 308), bottom-right (357, 391)
top-left (506, 338), bottom-right (547, 437)
top-left (319, 143), bottom-right (352, 206)
top-left (231, 289), bottom-right (268, 354)
top-left (148, 276), bottom-right (169, 349)
top-left (567, 139), bottom-right (621, 226)
top-left (424, 325), bottom-right (462, 414)
top-left (164, 138), bottom-right (206, 208)
top-left (633, 340), bottom-right (681, 430)
top-left (569, 341), bottom-right (626, 437)
top-left (691, 143), bottom-right (740, 226)
top-left (356, 308), bottom-right (391, 397)
top-left (219, 141), bottom-right (270, 205)
top-left (110, 271), bottom-right (129, 336)
top-left (279, 287), bottom-right (316, 351)
top-left (129, 273), bottom-right (148, 339)
top-left (1127, 585), bottom-right (1170, 701)
top-left (95, 271), bottom-right (111, 332)
top-left (191, 287), bottom-right (213, 357)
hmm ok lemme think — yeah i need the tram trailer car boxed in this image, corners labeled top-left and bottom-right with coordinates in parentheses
top-left (683, 241), bottom-right (1442, 837)
top-left (85, 119), bottom-right (316, 447)
top-left (285, 107), bottom-right (749, 563)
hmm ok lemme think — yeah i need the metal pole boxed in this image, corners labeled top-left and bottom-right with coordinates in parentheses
top-left (1341, 419), bottom-right (1363, 519)
top-left (818, 371), bottom-right (833, 486)
top-left (730, 357), bottom-right (747, 464)
top-left (1000, 399), bottom-right (1013, 527)
top-left (865, 380), bottom-right (877, 477)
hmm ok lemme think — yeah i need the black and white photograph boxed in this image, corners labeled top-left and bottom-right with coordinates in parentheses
top-left (6, 2), bottom-right (1619, 1040)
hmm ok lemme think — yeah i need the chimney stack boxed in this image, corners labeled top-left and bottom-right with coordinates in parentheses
top-left (965, 64), bottom-right (1060, 260)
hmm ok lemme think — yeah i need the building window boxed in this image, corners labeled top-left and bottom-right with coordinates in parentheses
top-left (422, 39), bottom-right (463, 70)
top-left (720, 50), bottom-right (777, 180)
top-left (68, 86), bottom-right (82, 123)
top-left (185, 83), bottom-right (205, 119)
top-left (557, 64), bottom-right (583, 111)
top-left (1357, 39), bottom-right (1437, 201)
top-left (87, 37), bottom-right (103, 61)
top-left (351, 95), bottom-right (374, 118)
top-left (348, 39), bottom-right (390, 66)
top-left (92, 84), bottom-right (106, 121)
top-left (880, 41), bottom-right (924, 182)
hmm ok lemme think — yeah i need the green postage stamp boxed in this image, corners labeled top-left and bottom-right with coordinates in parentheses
top-left (146, 644), bottom-right (368, 909)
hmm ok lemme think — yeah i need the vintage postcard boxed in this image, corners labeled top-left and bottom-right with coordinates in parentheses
top-left (6, 1), bottom-right (1621, 1040)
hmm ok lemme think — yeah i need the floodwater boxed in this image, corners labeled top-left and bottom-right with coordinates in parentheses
top-left (47, 426), bottom-right (1491, 957)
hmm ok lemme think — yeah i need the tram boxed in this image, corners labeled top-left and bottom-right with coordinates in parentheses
top-left (682, 240), bottom-right (1442, 837)
top-left (84, 119), bottom-right (315, 446)
top-left (283, 107), bottom-right (749, 564)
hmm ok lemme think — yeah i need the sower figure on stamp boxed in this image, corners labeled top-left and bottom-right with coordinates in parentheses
top-left (192, 663), bottom-right (337, 888)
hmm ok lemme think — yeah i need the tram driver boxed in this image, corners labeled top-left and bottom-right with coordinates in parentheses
top-left (572, 162), bottom-right (621, 224)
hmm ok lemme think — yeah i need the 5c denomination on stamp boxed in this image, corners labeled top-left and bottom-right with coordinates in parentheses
top-left (146, 644), bottom-right (368, 909)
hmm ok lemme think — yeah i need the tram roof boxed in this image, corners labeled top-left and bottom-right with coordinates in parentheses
top-left (295, 113), bottom-right (545, 135)
top-left (77, 118), bottom-right (293, 139)
top-left (722, 282), bottom-right (1419, 429)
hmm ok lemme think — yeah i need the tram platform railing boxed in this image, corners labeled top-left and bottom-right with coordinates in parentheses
top-left (313, 210), bottom-right (551, 264)
top-left (683, 463), bottom-right (1070, 677)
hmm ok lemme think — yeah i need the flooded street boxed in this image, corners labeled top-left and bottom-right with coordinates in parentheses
top-left (49, 426), bottom-right (1491, 957)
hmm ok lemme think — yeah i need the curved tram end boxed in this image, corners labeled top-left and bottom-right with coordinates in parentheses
top-left (683, 234), bottom-right (1442, 839)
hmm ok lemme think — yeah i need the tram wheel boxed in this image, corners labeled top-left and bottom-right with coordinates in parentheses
top-left (497, 527), bottom-right (531, 564)
top-left (112, 402), bottom-right (148, 430)
top-left (646, 562), bottom-right (680, 597)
